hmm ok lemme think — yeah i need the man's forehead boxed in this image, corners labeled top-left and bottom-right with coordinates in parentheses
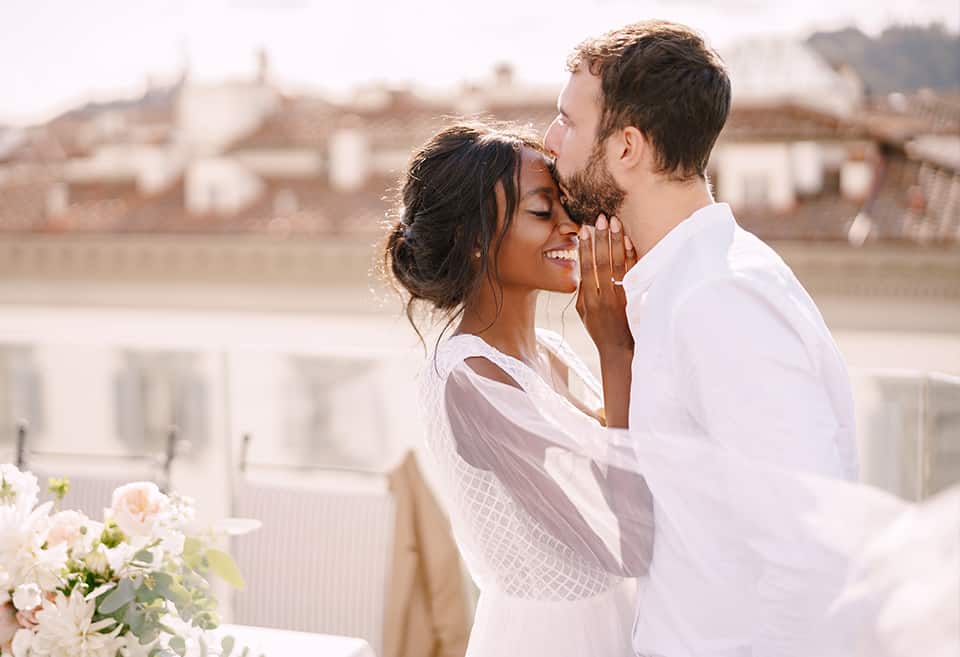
top-left (559, 69), bottom-right (601, 112)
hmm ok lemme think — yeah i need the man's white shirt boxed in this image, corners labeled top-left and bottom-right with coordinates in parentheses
top-left (623, 203), bottom-right (860, 655)
top-left (622, 202), bottom-right (858, 480)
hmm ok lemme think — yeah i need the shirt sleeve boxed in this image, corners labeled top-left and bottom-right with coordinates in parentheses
top-left (671, 276), bottom-right (847, 478)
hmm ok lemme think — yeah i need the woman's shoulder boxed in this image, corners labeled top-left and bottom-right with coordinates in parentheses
top-left (430, 332), bottom-right (531, 391)
top-left (427, 332), bottom-right (503, 380)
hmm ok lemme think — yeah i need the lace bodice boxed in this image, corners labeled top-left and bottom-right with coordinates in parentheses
top-left (419, 328), bottom-right (625, 601)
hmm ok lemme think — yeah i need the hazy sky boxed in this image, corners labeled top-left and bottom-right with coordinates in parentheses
top-left (2, 0), bottom-right (957, 125)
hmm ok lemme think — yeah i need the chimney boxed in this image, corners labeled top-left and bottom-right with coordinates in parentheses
top-left (841, 160), bottom-right (872, 202)
top-left (45, 182), bottom-right (69, 217)
top-left (841, 146), bottom-right (872, 202)
top-left (256, 48), bottom-right (270, 85)
top-left (328, 125), bottom-right (369, 192)
top-left (494, 62), bottom-right (514, 87)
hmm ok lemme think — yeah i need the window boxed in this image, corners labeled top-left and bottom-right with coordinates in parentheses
top-left (0, 346), bottom-right (44, 445)
top-left (114, 351), bottom-right (207, 453)
top-left (742, 173), bottom-right (770, 208)
top-left (281, 356), bottom-right (387, 467)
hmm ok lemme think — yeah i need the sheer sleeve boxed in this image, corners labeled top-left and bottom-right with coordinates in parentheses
top-left (443, 358), bottom-right (655, 577)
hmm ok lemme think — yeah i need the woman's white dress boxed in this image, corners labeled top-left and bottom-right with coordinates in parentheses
top-left (420, 328), bottom-right (641, 657)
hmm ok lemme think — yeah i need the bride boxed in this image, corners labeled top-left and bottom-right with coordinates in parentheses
top-left (385, 122), bottom-right (646, 656)
top-left (382, 122), bottom-right (958, 657)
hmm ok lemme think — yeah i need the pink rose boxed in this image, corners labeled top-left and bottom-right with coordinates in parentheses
top-left (47, 510), bottom-right (87, 548)
top-left (0, 602), bottom-right (18, 651)
top-left (110, 482), bottom-right (169, 537)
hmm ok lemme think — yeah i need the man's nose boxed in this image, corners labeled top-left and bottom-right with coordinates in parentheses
top-left (543, 119), bottom-right (560, 158)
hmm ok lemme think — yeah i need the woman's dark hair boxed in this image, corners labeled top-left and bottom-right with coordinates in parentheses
top-left (382, 121), bottom-right (546, 349)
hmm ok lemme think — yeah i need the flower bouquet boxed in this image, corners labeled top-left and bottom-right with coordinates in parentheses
top-left (0, 463), bottom-right (259, 657)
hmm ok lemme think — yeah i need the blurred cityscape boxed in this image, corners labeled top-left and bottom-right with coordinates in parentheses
top-left (0, 28), bottom-right (958, 519)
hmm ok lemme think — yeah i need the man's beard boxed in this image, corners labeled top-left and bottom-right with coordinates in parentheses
top-left (557, 143), bottom-right (626, 226)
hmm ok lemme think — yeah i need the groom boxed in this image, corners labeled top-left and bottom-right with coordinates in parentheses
top-left (544, 19), bottom-right (860, 654)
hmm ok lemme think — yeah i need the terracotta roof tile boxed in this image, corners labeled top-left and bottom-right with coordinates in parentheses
top-left (720, 103), bottom-right (868, 142)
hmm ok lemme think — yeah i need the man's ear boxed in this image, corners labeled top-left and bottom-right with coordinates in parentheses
top-left (616, 126), bottom-right (647, 171)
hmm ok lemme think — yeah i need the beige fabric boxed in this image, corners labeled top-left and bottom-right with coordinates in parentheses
top-left (384, 452), bottom-right (469, 657)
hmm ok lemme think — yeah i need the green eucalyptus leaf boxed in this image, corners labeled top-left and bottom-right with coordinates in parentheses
top-left (136, 584), bottom-right (163, 604)
top-left (133, 549), bottom-right (154, 565)
top-left (183, 536), bottom-right (203, 556)
top-left (99, 578), bottom-right (136, 614)
top-left (123, 603), bottom-right (146, 634)
top-left (141, 626), bottom-right (160, 645)
top-left (206, 549), bottom-right (245, 590)
top-left (169, 636), bottom-right (187, 657)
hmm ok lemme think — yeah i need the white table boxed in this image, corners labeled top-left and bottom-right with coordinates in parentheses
top-left (218, 623), bottom-right (376, 657)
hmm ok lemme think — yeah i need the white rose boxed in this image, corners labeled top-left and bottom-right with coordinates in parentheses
top-left (11, 585), bottom-right (39, 613)
top-left (46, 511), bottom-right (89, 552)
top-left (109, 482), bottom-right (169, 537)
top-left (11, 629), bottom-right (32, 657)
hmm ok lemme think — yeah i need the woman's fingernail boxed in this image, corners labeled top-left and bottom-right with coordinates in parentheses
top-left (596, 215), bottom-right (608, 230)
top-left (579, 226), bottom-right (590, 240)
top-left (624, 235), bottom-right (634, 251)
top-left (610, 217), bottom-right (621, 233)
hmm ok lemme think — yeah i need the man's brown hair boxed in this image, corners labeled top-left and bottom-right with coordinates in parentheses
top-left (568, 20), bottom-right (731, 181)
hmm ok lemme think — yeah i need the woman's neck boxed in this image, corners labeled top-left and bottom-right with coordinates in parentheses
top-left (456, 285), bottom-right (540, 365)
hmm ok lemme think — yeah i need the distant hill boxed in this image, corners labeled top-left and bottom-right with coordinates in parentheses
top-left (807, 24), bottom-right (959, 95)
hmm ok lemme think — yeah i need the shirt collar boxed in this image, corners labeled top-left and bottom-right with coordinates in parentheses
top-left (621, 202), bottom-right (734, 295)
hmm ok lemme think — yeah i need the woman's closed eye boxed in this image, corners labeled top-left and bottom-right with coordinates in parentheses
top-left (529, 208), bottom-right (552, 218)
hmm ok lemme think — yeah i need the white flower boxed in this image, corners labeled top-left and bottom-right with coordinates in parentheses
top-left (20, 542), bottom-right (67, 593)
top-left (11, 629), bottom-right (33, 657)
top-left (158, 530), bottom-right (185, 560)
top-left (0, 466), bottom-right (39, 514)
top-left (166, 493), bottom-right (196, 530)
top-left (45, 511), bottom-right (94, 555)
top-left (32, 589), bottom-right (122, 657)
top-left (104, 543), bottom-right (139, 575)
top-left (0, 502), bottom-right (62, 591)
top-left (117, 633), bottom-right (156, 657)
top-left (108, 482), bottom-right (170, 538)
top-left (155, 611), bottom-right (209, 657)
top-left (11, 585), bottom-right (40, 613)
